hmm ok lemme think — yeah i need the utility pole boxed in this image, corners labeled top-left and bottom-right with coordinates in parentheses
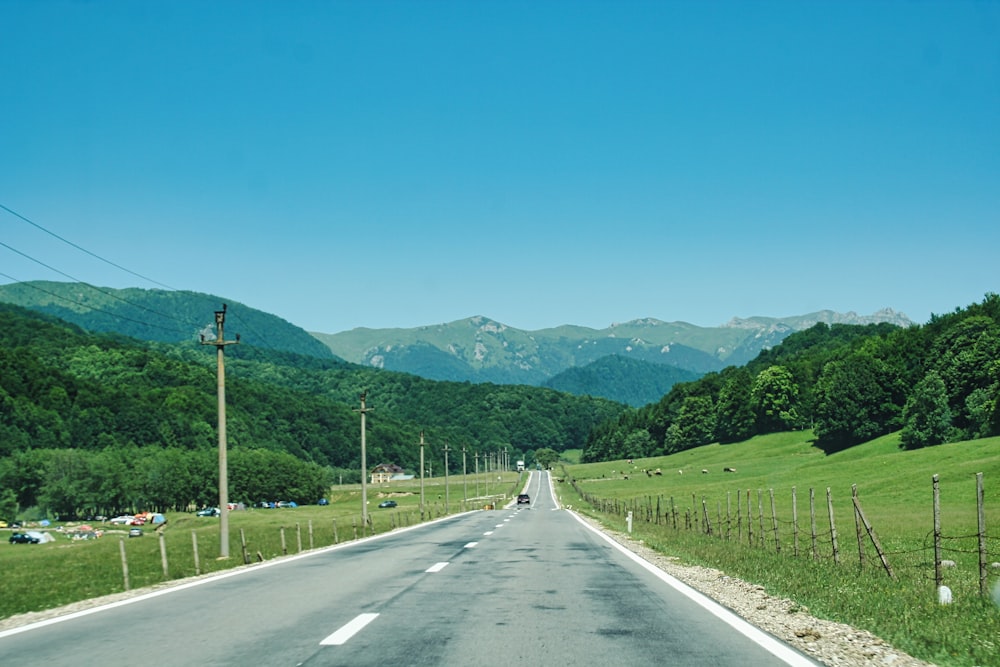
top-left (462, 445), bottom-right (468, 507)
top-left (475, 451), bottom-right (480, 499)
top-left (201, 304), bottom-right (239, 559)
top-left (443, 442), bottom-right (450, 514)
top-left (419, 432), bottom-right (426, 520)
top-left (355, 392), bottom-right (373, 531)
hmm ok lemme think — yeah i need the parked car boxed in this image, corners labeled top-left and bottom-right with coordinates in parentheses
top-left (109, 515), bottom-right (134, 524)
top-left (9, 532), bottom-right (39, 544)
top-left (128, 528), bottom-right (143, 538)
top-left (196, 507), bottom-right (220, 517)
top-left (317, 498), bottom-right (329, 506)
top-left (377, 500), bottom-right (397, 508)
top-left (517, 494), bottom-right (531, 505)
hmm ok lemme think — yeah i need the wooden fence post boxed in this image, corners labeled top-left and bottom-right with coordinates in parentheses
top-left (726, 492), bottom-right (732, 541)
top-left (702, 498), bottom-right (712, 536)
top-left (192, 531), bottom-right (201, 576)
top-left (766, 489), bottom-right (778, 553)
top-left (240, 528), bottom-right (249, 565)
top-left (280, 527), bottom-right (287, 555)
top-left (827, 487), bottom-right (840, 565)
top-left (757, 489), bottom-right (765, 548)
top-left (159, 532), bottom-right (169, 579)
top-left (308, 520), bottom-right (314, 550)
top-left (933, 474), bottom-right (942, 591)
top-left (810, 487), bottom-right (818, 560)
top-left (736, 489), bottom-right (742, 543)
top-left (119, 539), bottom-right (130, 592)
top-left (792, 487), bottom-right (799, 557)
top-left (977, 472), bottom-right (987, 598)
top-left (852, 485), bottom-right (894, 579)
top-left (853, 484), bottom-right (865, 570)
top-left (296, 523), bottom-right (303, 553)
top-left (333, 519), bottom-right (339, 544)
top-left (746, 489), bottom-right (753, 547)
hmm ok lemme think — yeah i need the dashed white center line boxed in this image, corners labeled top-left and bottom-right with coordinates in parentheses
top-left (495, 524), bottom-right (504, 528)
top-left (320, 613), bottom-right (379, 646)
top-left (464, 542), bottom-right (478, 548)
top-left (426, 561), bottom-right (449, 572)
top-left (483, 531), bottom-right (494, 536)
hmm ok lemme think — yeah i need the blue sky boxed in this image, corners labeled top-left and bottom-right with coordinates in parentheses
top-left (2, 1), bottom-right (998, 334)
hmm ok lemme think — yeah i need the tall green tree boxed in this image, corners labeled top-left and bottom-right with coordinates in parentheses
top-left (750, 365), bottom-right (801, 433)
top-left (900, 371), bottom-right (954, 449)
top-left (813, 354), bottom-right (898, 448)
top-left (715, 368), bottom-right (755, 443)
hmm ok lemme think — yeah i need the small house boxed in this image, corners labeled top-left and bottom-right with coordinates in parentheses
top-left (371, 463), bottom-right (405, 484)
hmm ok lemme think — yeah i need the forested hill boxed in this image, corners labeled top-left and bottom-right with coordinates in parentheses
top-left (583, 294), bottom-right (1000, 462)
top-left (0, 303), bottom-right (626, 518)
top-left (0, 280), bottom-right (335, 360)
top-left (544, 355), bottom-right (702, 407)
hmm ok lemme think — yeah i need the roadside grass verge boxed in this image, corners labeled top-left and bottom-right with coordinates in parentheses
top-left (558, 432), bottom-right (1000, 667)
top-left (0, 472), bottom-right (524, 620)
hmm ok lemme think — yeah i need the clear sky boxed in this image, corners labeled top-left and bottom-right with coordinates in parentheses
top-left (2, 1), bottom-right (998, 334)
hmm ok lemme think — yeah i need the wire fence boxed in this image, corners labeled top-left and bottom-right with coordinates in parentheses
top-left (571, 472), bottom-right (999, 599)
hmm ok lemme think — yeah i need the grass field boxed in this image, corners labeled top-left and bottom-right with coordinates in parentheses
top-left (0, 472), bottom-right (524, 621)
top-left (558, 431), bottom-right (1000, 667)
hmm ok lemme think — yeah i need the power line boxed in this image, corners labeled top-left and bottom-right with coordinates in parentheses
top-left (0, 203), bottom-right (280, 351)
top-left (0, 239), bottom-right (201, 332)
top-left (0, 270), bottom-right (190, 336)
top-left (0, 202), bottom-right (181, 292)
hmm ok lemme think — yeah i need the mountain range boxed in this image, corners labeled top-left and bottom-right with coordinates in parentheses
top-left (0, 281), bottom-right (913, 407)
top-left (311, 309), bottom-right (914, 387)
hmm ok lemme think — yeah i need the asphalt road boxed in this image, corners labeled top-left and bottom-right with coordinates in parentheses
top-left (0, 472), bottom-right (820, 666)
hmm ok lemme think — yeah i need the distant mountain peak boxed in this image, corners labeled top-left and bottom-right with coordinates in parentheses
top-left (723, 308), bottom-right (913, 330)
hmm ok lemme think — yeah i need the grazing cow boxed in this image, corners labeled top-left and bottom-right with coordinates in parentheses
top-left (654, 468), bottom-right (662, 476)
top-left (724, 467), bottom-right (737, 473)
top-left (701, 469), bottom-right (709, 474)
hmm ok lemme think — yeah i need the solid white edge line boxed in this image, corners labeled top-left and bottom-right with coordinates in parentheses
top-left (566, 510), bottom-right (821, 667)
top-left (320, 612), bottom-right (379, 646)
top-left (464, 542), bottom-right (478, 548)
top-left (426, 562), bottom-right (449, 573)
top-left (483, 531), bottom-right (494, 535)
top-left (0, 510), bottom-right (476, 640)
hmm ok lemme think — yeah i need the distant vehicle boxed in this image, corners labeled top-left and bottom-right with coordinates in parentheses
top-left (196, 508), bottom-right (220, 517)
top-left (109, 515), bottom-right (134, 524)
top-left (0, 520), bottom-right (7, 528)
top-left (516, 460), bottom-right (525, 472)
top-left (317, 498), bottom-right (329, 506)
top-left (517, 494), bottom-right (530, 505)
top-left (8, 532), bottom-right (39, 544)
top-left (377, 500), bottom-right (397, 508)
top-left (128, 528), bottom-right (143, 538)
top-left (277, 501), bottom-right (298, 508)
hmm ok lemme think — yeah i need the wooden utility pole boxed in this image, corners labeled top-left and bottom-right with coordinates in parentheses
top-left (201, 304), bottom-right (239, 558)
top-left (443, 442), bottom-right (451, 513)
top-left (419, 432), bottom-right (426, 520)
top-left (462, 445), bottom-right (468, 506)
top-left (356, 392), bottom-right (373, 530)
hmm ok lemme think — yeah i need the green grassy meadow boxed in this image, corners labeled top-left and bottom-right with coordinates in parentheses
top-left (0, 472), bottom-right (524, 621)
top-left (559, 431), bottom-right (1000, 667)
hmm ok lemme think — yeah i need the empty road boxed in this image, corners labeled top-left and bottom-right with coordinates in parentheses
top-left (0, 471), bottom-right (819, 666)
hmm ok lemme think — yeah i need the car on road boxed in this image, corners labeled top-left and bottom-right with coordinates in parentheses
top-left (196, 507), bottom-right (220, 517)
top-left (517, 494), bottom-right (531, 505)
top-left (377, 500), bottom-right (397, 508)
top-left (9, 532), bottom-right (40, 544)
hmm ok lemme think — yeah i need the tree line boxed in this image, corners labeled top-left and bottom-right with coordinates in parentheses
top-left (0, 303), bottom-right (626, 518)
top-left (583, 294), bottom-right (1000, 462)
top-left (0, 447), bottom-right (329, 521)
